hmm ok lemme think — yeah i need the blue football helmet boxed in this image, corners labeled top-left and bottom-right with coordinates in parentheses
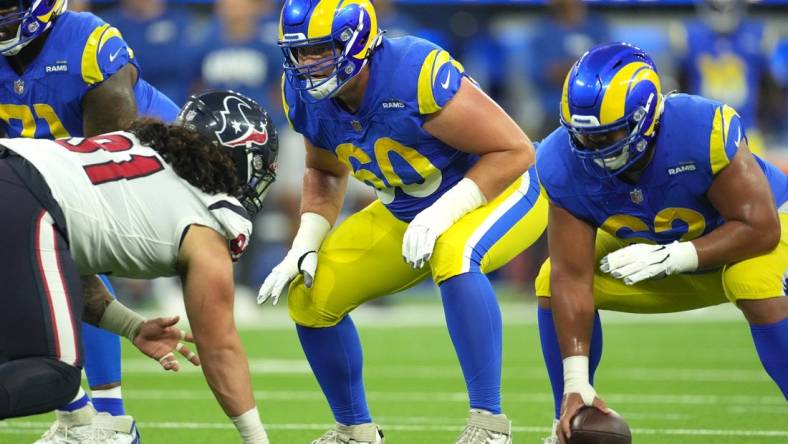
top-left (0, 0), bottom-right (68, 55)
top-left (279, 0), bottom-right (382, 102)
top-left (561, 42), bottom-right (663, 178)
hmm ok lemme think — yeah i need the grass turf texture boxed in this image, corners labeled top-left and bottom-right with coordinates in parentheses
top-left (1, 308), bottom-right (785, 443)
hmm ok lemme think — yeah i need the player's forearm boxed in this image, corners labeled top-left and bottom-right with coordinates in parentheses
top-left (692, 218), bottom-right (780, 270)
top-left (300, 166), bottom-right (348, 226)
top-left (465, 141), bottom-right (534, 201)
top-left (196, 332), bottom-right (256, 416)
top-left (551, 273), bottom-right (595, 359)
top-left (81, 274), bottom-right (113, 326)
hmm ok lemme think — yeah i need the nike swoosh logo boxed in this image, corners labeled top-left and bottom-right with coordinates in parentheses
top-left (440, 70), bottom-right (451, 89)
top-left (109, 47), bottom-right (123, 63)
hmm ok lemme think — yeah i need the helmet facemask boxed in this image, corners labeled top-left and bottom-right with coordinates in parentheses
top-left (564, 103), bottom-right (653, 178)
top-left (279, 1), bottom-right (380, 103)
top-left (0, 0), bottom-right (66, 56)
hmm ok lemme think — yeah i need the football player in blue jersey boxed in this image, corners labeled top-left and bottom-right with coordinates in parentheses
top-left (0, 0), bottom-right (178, 442)
top-left (533, 42), bottom-right (788, 444)
top-left (671, 0), bottom-right (784, 155)
top-left (256, 0), bottom-right (547, 442)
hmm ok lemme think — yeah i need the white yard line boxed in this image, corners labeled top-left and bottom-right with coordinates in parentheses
top-left (71, 388), bottom-right (786, 407)
top-left (1, 421), bottom-right (785, 437)
top-left (120, 358), bottom-right (773, 383)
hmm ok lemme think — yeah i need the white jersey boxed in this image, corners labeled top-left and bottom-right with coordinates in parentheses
top-left (2, 132), bottom-right (252, 278)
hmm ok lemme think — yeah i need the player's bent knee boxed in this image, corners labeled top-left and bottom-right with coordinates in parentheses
top-left (535, 259), bottom-right (552, 298)
top-left (287, 280), bottom-right (345, 328)
top-left (737, 297), bottom-right (788, 325)
top-left (0, 358), bottom-right (80, 419)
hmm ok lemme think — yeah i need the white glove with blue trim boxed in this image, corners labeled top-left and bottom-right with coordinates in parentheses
top-left (600, 240), bottom-right (698, 285)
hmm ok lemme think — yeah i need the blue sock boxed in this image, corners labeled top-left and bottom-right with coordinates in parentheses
top-left (83, 276), bottom-right (124, 415)
top-left (538, 306), bottom-right (603, 419)
top-left (439, 272), bottom-right (502, 414)
top-left (61, 388), bottom-right (90, 412)
top-left (296, 316), bottom-right (371, 425)
top-left (750, 317), bottom-right (788, 399)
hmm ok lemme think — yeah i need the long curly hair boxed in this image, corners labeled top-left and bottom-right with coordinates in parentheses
top-left (127, 119), bottom-right (240, 196)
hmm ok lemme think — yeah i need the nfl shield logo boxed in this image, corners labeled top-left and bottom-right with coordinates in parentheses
top-left (630, 188), bottom-right (644, 204)
top-left (13, 79), bottom-right (24, 95)
top-left (351, 120), bottom-right (362, 132)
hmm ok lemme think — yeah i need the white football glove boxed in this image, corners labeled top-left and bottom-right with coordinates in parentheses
top-left (257, 248), bottom-right (318, 305)
top-left (257, 213), bottom-right (330, 305)
top-left (600, 240), bottom-right (698, 285)
top-left (401, 178), bottom-right (487, 269)
top-left (402, 210), bottom-right (454, 269)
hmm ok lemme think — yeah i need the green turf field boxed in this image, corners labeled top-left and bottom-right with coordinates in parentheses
top-left (1, 303), bottom-right (785, 443)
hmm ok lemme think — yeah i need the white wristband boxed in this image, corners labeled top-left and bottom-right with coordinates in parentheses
top-left (230, 407), bottom-right (269, 444)
top-left (292, 212), bottom-right (331, 252)
top-left (419, 178), bottom-right (486, 227)
top-left (666, 240), bottom-right (699, 274)
top-left (563, 355), bottom-right (597, 406)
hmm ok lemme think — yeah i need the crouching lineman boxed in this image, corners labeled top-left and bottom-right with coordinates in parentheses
top-left (258, 0), bottom-right (547, 442)
top-left (0, 90), bottom-right (278, 444)
top-left (534, 42), bottom-right (788, 444)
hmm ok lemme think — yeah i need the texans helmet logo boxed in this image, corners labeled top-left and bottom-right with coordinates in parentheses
top-left (215, 95), bottom-right (269, 149)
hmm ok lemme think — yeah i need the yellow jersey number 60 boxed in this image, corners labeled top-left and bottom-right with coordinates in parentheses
top-left (336, 137), bottom-right (442, 204)
top-left (0, 103), bottom-right (70, 139)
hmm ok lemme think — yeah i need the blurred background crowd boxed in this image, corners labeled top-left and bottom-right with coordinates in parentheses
top-left (80, 0), bottom-right (788, 304)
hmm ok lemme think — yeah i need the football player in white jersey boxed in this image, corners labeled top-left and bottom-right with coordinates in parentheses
top-left (0, 90), bottom-right (278, 444)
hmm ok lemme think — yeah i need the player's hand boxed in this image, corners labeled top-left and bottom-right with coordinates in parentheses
top-left (132, 315), bottom-right (200, 372)
top-left (557, 392), bottom-right (610, 444)
top-left (600, 240), bottom-right (698, 285)
top-left (402, 209), bottom-right (454, 269)
top-left (257, 248), bottom-right (318, 305)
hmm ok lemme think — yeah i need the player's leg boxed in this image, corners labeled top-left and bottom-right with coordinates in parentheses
top-left (722, 213), bottom-right (788, 398)
top-left (431, 169), bottom-right (546, 442)
top-left (288, 200), bottom-right (428, 433)
top-left (0, 158), bottom-right (85, 419)
top-left (82, 276), bottom-right (126, 416)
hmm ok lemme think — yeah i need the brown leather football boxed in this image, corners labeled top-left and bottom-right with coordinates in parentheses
top-left (568, 407), bottom-right (632, 444)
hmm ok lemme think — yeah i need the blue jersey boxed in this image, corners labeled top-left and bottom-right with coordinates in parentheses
top-left (0, 11), bottom-right (178, 139)
top-left (284, 36), bottom-right (477, 222)
top-left (99, 7), bottom-right (194, 106)
top-left (680, 19), bottom-right (772, 130)
top-left (536, 94), bottom-right (788, 244)
top-left (193, 17), bottom-right (283, 127)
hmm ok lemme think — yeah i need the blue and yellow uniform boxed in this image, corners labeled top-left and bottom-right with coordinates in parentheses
top-left (675, 19), bottom-right (775, 152)
top-left (284, 36), bottom-right (547, 327)
top-left (0, 11), bottom-right (178, 139)
top-left (535, 93), bottom-right (788, 312)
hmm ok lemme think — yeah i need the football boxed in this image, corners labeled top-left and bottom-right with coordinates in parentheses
top-left (568, 407), bottom-right (632, 444)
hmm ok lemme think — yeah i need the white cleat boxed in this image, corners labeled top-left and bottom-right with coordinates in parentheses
top-left (34, 405), bottom-right (140, 444)
top-left (455, 409), bottom-right (512, 444)
top-left (35, 404), bottom-right (98, 444)
top-left (542, 418), bottom-right (559, 444)
top-left (89, 413), bottom-right (140, 443)
top-left (312, 422), bottom-right (384, 444)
